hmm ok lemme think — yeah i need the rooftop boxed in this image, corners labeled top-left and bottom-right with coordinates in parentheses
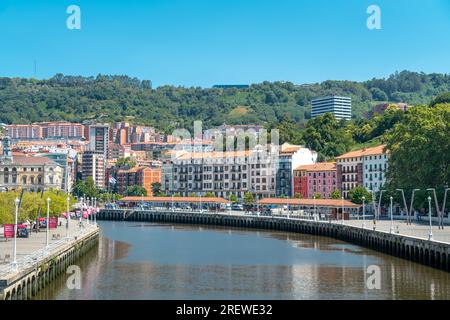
top-left (120, 196), bottom-right (231, 204)
top-left (259, 198), bottom-right (359, 208)
top-left (335, 145), bottom-right (387, 160)
top-left (295, 162), bottom-right (336, 172)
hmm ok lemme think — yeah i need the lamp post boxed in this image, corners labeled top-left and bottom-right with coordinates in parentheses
top-left (428, 196), bottom-right (433, 241)
top-left (389, 196), bottom-right (394, 234)
top-left (93, 197), bottom-right (97, 226)
top-left (362, 196), bottom-right (366, 229)
top-left (46, 197), bottom-right (50, 248)
top-left (377, 190), bottom-right (385, 221)
top-left (66, 196), bottom-right (70, 240)
top-left (410, 189), bottom-right (420, 224)
top-left (313, 195), bottom-right (316, 221)
top-left (427, 188), bottom-right (441, 230)
top-left (341, 196), bottom-right (344, 224)
top-left (396, 189), bottom-right (408, 223)
top-left (11, 198), bottom-right (20, 272)
top-left (79, 196), bottom-right (83, 226)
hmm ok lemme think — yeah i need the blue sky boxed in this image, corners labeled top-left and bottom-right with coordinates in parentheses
top-left (0, 0), bottom-right (449, 87)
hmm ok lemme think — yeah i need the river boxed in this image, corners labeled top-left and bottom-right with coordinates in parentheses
top-left (33, 221), bottom-right (450, 300)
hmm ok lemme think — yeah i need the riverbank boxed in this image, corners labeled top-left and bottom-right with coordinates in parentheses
top-left (0, 220), bottom-right (99, 300)
top-left (99, 209), bottom-right (450, 272)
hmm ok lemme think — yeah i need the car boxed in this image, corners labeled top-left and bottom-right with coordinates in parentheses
top-left (231, 204), bottom-right (244, 211)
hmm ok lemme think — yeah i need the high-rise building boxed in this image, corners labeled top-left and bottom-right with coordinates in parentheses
top-left (81, 151), bottom-right (106, 188)
top-left (311, 96), bottom-right (352, 120)
top-left (88, 124), bottom-right (110, 157)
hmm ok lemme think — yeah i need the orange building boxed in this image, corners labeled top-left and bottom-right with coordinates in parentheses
top-left (115, 166), bottom-right (161, 196)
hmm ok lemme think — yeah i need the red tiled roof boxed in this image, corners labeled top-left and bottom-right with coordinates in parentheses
top-left (295, 162), bottom-right (336, 172)
top-left (336, 145), bottom-right (387, 159)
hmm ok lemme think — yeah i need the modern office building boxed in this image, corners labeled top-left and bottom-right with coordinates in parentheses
top-left (311, 96), bottom-right (352, 120)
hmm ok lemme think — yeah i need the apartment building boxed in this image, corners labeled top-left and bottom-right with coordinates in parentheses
top-left (6, 122), bottom-right (85, 140)
top-left (293, 162), bottom-right (337, 199)
top-left (276, 143), bottom-right (318, 197)
top-left (81, 151), bottom-right (106, 188)
top-left (168, 145), bottom-right (279, 199)
top-left (336, 145), bottom-right (388, 198)
top-left (114, 166), bottom-right (161, 196)
top-left (311, 96), bottom-right (352, 120)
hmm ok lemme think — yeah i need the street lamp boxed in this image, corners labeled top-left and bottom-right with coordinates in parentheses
top-left (313, 195), bottom-right (316, 221)
top-left (341, 196), bottom-right (344, 224)
top-left (410, 189), bottom-right (420, 224)
top-left (66, 196), bottom-right (70, 240)
top-left (94, 197), bottom-right (97, 226)
top-left (11, 198), bottom-right (20, 272)
top-left (362, 196), bottom-right (366, 229)
top-left (428, 196), bottom-right (433, 241)
top-left (79, 196), bottom-right (83, 226)
top-left (389, 196), bottom-right (394, 234)
top-left (377, 190), bottom-right (385, 221)
top-left (46, 197), bottom-right (50, 248)
top-left (427, 188), bottom-right (441, 230)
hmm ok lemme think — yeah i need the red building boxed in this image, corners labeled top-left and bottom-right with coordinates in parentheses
top-left (115, 166), bottom-right (161, 196)
top-left (293, 162), bottom-right (337, 199)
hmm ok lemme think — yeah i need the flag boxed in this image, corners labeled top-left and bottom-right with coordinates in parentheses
top-left (109, 176), bottom-right (117, 185)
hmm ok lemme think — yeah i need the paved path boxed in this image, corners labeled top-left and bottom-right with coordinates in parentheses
top-left (0, 219), bottom-right (94, 265)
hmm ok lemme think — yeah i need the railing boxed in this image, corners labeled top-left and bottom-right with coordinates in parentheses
top-left (0, 223), bottom-right (98, 279)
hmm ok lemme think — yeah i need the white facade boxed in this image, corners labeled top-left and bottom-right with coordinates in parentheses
top-left (311, 96), bottom-right (352, 120)
top-left (363, 153), bottom-right (388, 193)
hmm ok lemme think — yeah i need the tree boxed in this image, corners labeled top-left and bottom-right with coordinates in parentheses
top-left (243, 192), bottom-right (255, 205)
top-left (294, 192), bottom-right (303, 199)
top-left (229, 194), bottom-right (238, 203)
top-left (384, 105), bottom-right (450, 208)
top-left (331, 189), bottom-right (342, 199)
top-left (126, 186), bottom-right (147, 196)
top-left (72, 177), bottom-right (100, 198)
top-left (204, 192), bottom-right (215, 197)
top-left (151, 182), bottom-right (162, 196)
top-left (313, 193), bottom-right (322, 199)
top-left (116, 157), bottom-right (137, 168)
top-left (430, 92), bottom-right (450, 107)
top-left (348, 186), bottom-right (373, 204)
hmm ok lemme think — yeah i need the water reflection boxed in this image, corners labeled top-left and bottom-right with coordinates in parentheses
top-left (33, 221), bottom-right (450, 300)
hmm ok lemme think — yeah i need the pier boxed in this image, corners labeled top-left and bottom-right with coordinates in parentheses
top-left (98, 208), bottom-right (450, 272)
top-left (0, 220), bottom-right (99, 300)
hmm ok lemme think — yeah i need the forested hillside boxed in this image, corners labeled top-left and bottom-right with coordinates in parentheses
top-left (1, 71), bottom-right (450, 132)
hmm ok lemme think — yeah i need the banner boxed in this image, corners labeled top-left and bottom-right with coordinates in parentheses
top-left (4, 224), bottom-right (15, 239)
top-left (49, 217), bottom-right (58, 229)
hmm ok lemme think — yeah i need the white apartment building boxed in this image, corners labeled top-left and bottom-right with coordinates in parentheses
top-left (336, 145), bottom-right (388, 198)
top-left (311, 96), bottom-right (352, 120)
top-left (81, 151), bottom-right (106, 188)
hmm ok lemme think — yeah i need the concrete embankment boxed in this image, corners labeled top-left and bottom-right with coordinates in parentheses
top-left (0, 224), bottom-right (99, 300)
top-left (99, 209), bottom-right (450, 272)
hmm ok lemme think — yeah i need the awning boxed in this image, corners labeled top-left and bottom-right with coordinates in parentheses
top-left (259, 198), bottom-right (359, 208)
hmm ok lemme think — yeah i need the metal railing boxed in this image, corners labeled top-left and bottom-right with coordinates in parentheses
top-left (0, 223), bottom-right (98, 279)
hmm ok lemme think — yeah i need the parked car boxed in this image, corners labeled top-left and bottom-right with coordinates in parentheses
top-left (231, 204), bottom-right (244, 211)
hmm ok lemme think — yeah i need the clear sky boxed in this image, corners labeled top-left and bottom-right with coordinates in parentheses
top-left (0, 0), bottom-right (449, 87)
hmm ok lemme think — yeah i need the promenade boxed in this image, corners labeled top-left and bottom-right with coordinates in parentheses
top-left (0, 219), bottom-right (91, 265)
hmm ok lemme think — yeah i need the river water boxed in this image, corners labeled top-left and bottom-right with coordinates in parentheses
top-left (34, 221), bottom-right (450, 300)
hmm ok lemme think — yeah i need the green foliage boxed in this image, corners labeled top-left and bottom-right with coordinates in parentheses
top-left (151, 182), bottom-right (162, 196)
top-left (116, 157), bottom-right (137, 168)
top-left (294, 192), bottom-right (303, 199)
top-left (72, 177), bottom-right (100, 198)
top-left (0, 190), bottom-right (75, 224)
top-left (348, 186), bottom-right (373, 204)
top-left (384, 105), bottom-right (450, 208)
top-left (312, 193), bottom-right (322, 199)
top-left (430, 92), bottom-right (450, 107)
top-left (243, 192), bottom-right (255, 205)
top-left (1, 71), bottom-right (448, 132)
top-left (204, 192), bottom-right (215, 197)
top-left (229, 194), bottom-right (238, 203)
top-left (126, 186), bottom-right (147, 196)
top-left (331, 189), bottom-right (342, 199)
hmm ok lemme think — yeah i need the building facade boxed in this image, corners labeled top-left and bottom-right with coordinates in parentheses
top-left (88, 124), bottom-right (110, 158)
top-left (114, 166), bottom-right (161, 196)
top-left (311, 96), bottom-right (352, 120)
top-left (276, 143), bottom-right (318, 197)
top-left (6, 122), bottom-right (85, 140)
top-left (293, 162), bottom-right (337, 199)
top-left (81, 151), bottom-right (106, 189)
top-left (336, 145), bottom-right (388, 198)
